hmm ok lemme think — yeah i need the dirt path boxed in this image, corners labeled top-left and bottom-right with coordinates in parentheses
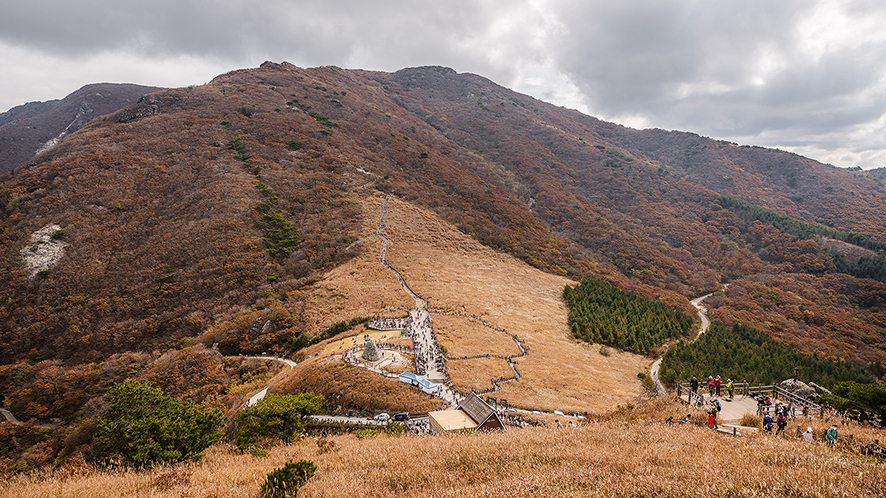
top-left (238, 356), bottom-right (297, 407)
top-left (650, 286), bottom-right (725, 396)
top-left (309, 194), bottom-right (647, 413)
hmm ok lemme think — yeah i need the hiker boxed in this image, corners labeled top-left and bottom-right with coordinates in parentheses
top-left (775, 413), bottom-right (787, 435)
top-left (709, 400), bottom-right (720, 429)
top-left (690, 376), bottom-right (699, 394)
top-left (715, 375), bottom-right (722, 397)
top-left (803, 427), bottom-right (814, 443)
top-left (825, 425), bottom-right (838, 446)
top-left (763, 413), bottom-right (774, 433)
top-left (726, 379), bottom-right (734, 399)
top-left (680, 414), bottom-right (692, 424)
top-left (794, 366), bottom-right (799, 381)
top-left (708, 376), bottom-right (715, 396)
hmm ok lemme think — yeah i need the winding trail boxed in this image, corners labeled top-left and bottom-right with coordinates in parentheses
top-left (0, 408), bottom-right (22, 425)
top-left (238, 356), bottom-right (298, 408)
top-left (348, 194), bottom-right (533, 409)
top-left (650, 286), bottom-right (725, 396)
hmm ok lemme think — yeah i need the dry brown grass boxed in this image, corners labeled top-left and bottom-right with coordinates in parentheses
top-left (740, 413), bottom-right (762, 428)
top-left (295, 193), bottom-right (648, 413)
top-left (6, 400), bottom-right (884, 498)
top-left (447, 357), bottom-right (517, 393)
top-left (269, 356), bottom-right (441, 415)
top-left (434, 314), bottom-right (521, 358)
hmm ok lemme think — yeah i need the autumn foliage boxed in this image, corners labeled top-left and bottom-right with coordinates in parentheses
top-left (1, 62), bottom-right (885, 475)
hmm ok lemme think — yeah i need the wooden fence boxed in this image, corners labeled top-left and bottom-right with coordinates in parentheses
top-left (676, 381), bottom-right (823, 416)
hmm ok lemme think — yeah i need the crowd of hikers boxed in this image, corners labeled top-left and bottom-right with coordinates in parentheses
top-left (684, 374), bottom-right (843, 446)
top-left (688, 374), bottom-right (734, 400)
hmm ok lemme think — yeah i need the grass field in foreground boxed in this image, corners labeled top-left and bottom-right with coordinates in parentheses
top-left (5, 399), bottom-right (884, 498)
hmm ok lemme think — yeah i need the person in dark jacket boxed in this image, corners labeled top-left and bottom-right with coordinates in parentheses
top-left (690, 377), bottom-right (699, 394)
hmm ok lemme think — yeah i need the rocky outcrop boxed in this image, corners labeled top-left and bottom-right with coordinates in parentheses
top-left (779, 379), bottom-right (831, 402)
top-left (20, 224), bottom-right (67, 280)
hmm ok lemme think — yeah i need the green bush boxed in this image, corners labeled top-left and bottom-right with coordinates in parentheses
top-left (385, 422), bottom-right (408, 435)
top-left (235, 393), bottom-right (322, 453)
top-left (818, 382), bottom-right (886, 427)
top-left (227, 136), bottom-right (246, 153)
top-left (353, 428), bottom-right (377, 439)
top-left (260, 459), bottom-right (316, 498)
top-left (89, 380), bottom-right (224, 469)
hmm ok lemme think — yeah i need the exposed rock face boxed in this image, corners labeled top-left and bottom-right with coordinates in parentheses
top-left (20, 224), bottom-right (67, 280)
top-left (779, 379), bottom-right (831, 401)
top-left (361, 339), bottom-right (381, 362)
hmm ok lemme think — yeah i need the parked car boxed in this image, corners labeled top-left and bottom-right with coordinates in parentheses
top-left (374, 413), bottom-right (390, 422)
top-left (393, 412), bottom-right (410, 421)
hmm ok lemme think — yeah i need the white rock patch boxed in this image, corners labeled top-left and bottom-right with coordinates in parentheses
top-left (21, 224), bottom-right (68, 279)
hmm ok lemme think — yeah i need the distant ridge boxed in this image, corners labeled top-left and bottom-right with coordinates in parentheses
top-left (0, 83), bottom-right (164, 173)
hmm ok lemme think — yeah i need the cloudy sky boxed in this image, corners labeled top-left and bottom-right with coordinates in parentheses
top-left (3, 0), bottom-right (886, 169)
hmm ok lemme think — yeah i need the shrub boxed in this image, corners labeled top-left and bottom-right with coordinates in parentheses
top-left (89, 380), bottom-right (224, 469)
top-left (740, 413), bottom-right (761, 428)
top-left (260, 459), bottom-right (316, 498)
top-left (353, 428), bottom-right (377, 439)
top-left (235, 393), bottom-right (322, 453)
top-left (309, 112), bottom-right (337, 128)
top-left (818, 382), bottom-right (886, 427)
top-left (385, 422), bottom-right (408, 435)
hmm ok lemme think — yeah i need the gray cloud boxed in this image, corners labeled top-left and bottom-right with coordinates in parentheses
top-left (2, 0), bottom-right (885, 168)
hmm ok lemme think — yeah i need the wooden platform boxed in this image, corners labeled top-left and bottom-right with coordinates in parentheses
top-left (678, 394), bottom-right (760, 423)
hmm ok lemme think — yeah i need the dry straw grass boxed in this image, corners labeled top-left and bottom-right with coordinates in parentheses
top-left (299, 193), bottom-right (648, 413)
top-left (5, 400), bottom-right (884, 497)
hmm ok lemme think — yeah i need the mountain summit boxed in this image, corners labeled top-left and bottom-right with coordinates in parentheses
top-left (1, 62), bottom-right (884, 371)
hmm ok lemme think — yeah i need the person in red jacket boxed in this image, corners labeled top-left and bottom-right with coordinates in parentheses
top-left (707, 376), bottom-right (715, 396)
top-left (715, 375), bottom-right (722, 397)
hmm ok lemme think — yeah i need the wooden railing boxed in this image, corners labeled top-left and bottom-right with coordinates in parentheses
top-left (676, 381), bottom-right (823, 416)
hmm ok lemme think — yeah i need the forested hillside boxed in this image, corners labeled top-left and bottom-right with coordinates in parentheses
top-left (659, 323), bottom-right (877, 387)
top-left (564, 277), bottom-right (693, 355)
top-left (1, 62), bottom-right (885, 473)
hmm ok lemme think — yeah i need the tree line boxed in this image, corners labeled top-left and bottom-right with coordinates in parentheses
top-left (717, 195), bottom-right (886, 280)
top-left (564, 277), bottom-right (693, 355)
top-left (659, 322), bottom-right (875, 388)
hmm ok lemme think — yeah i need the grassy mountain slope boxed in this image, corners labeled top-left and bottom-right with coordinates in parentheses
top-left (0, 61), bottom-right (884, 392)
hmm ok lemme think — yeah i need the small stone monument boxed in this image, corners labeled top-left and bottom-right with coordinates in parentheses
top-left (362, 339), bottom-right (381, 362)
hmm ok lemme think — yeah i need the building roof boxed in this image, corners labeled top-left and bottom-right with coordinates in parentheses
top-left (428, 409), bottom-right (477, 432)
top-left (398, 372), bottom-right (438, 391)
top-left (458, 392), bottom-right (497, 426)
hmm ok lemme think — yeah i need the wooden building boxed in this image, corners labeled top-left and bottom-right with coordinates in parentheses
top-left (428, 393), bottom-right (505, 433)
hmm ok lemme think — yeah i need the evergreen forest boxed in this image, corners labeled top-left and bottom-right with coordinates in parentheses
top-left (564, 277), bottom-right (693, 355)
top-left (659, 323), bottom-right (875, 388)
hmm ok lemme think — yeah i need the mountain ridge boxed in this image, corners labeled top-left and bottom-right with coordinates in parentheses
top-left (0, 83), bottom-right (164, 174)
top-left (1, 61), bottom-right (883, 375)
